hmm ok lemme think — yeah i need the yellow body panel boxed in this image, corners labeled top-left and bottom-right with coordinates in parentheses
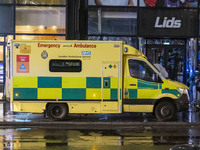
top-left (125, 77), bottom-right (138, 89)
top-left (13, 101), bottom-right (118, 114)
top-left (62, 77), bottom-right (86, 88)
top-left (110, 77), bottom-right (118, 88)
top-left (13, 102), bottom-right (46, 113)
top-left (162, 79), bottom-right (188, 89)
top-left (102, 102), bottom-right (119, 111)
top-left (156, 93), bottom-right (178, 100)
top-left (86, 89), bottom-right (101, 100)
top-left (13, 76), bottom-right (37, 88)
top-left (103, 89), bottom-right (111, 99)
top-left (123, 105), bottom-right (154, 112)
top-left (68, 102), bottom-right (101, 113)
top-left (137, 89), bottom-right (161, 99)
top-left (38, 88), bottom-right (62, 99)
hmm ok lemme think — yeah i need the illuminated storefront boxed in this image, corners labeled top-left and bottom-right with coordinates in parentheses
top-left (0, 0), bottom-right (67, 99)
top-left (0, 0), bottom-right (199, 99)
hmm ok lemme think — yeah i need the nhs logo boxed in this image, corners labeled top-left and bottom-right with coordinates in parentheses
top-left (82, 51), bottom-right (91, 55)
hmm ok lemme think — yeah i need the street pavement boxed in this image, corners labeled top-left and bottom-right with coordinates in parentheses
top-left (0, 101), bottom-right (199, 149)
top-left (0, 100), bottom-right (199, 129)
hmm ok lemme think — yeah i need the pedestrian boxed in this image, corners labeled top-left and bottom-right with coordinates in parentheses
top-left (187, 68), bottom-right (200, 104)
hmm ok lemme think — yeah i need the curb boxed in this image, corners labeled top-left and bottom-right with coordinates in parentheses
top-left (0, 121), bottom-right (200, 129)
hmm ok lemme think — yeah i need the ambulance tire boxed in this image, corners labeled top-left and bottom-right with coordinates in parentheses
top-left (154, 101), bottom-right (176, 121)
top-left (47, 103), bottom-right (68, 121)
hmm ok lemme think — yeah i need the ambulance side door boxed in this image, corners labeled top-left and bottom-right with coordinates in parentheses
top-left (124, 58), bottom-right (162, 106)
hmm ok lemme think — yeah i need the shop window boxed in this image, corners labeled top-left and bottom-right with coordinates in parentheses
top-left (0, 46), bottom-right (3, 85)
top-left (102, 11), bottom-right (137, 36)
top-left (0, 5), bottom-right (14, 34)
top-left (146, 39), bottom-right (185, 45)
top-left (88, 8), bottom-right (137, 36)
top-left (139, 0), bottom-right (198, 8)
top-left (88, 0), bottom-right (137, 6)
top-left (88, 10), bottom-right (98, 35)
top-left (7, 35), bottom-right (14, 44)
top-left (0, 46), bottom-right (3, 62)
top-left (187, 38), bottom-right (197, 82)
top-left (0, 61), bottom-right (3, 85)
top-left (16, 35), bottom-right (65, 40)
top-left (0, 37), bottom-right (4, 42)
top-left (16, 7), bottom-right (66, 34)
top-left (102, 36), bottom-right (137, 48)
top-left (102, 16), bottom-right (137, 35)
top-left (0, 0), bottom-right (13, 4)
top-left (88, 36), bottom-right (137, 48)
top-left (199, 12), bottom-right (200, 36)
top-left (49, 60), bottom-right (82, 72)
top-left (88, 36), bottom-right (101, 40)
top-left (16, 0), bottom-right (66, 5)
top-left (198, 40), bottom-right (200, 71)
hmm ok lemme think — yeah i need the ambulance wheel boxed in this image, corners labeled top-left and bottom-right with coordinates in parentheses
top-left (154, 101), bottom-right (176, 121)
top-left (47, 103), bottom-right (68, 121)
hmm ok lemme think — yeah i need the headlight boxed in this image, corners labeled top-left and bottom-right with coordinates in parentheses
top-left (177, 88), bottom-right (188, 94)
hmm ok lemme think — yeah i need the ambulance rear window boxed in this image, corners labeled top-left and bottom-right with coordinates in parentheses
top-left (49, 59), bottom-right (82, 72)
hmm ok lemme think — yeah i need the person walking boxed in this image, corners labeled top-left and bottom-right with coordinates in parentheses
top-left (187, 69), bottom-right (200, 104)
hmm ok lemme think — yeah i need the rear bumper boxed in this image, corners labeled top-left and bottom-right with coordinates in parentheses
top-left (175, 94), bottom-right (189, 112)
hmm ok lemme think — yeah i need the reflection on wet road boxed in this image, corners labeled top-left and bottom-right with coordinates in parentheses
top-left (0, 101), bottom-right (199, 149)
top-left (0, 127), bottom-right (200, 150)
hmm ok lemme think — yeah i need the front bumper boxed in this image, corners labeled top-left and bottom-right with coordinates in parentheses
top-left (175, 94), bottom-right (189, 112)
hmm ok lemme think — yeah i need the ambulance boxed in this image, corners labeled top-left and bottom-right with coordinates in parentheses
top-left (8, 40), bottom-right (189, 121)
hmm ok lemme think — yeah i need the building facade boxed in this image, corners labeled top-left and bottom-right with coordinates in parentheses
top-left (0, 0), bottom-right (199, 99)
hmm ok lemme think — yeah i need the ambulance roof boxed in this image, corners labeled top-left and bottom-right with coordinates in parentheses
top-left (123, 44), bottom-right (147, 59)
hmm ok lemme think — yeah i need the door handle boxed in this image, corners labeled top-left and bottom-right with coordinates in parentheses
top-left (129, 84), bottom-right (136, 86)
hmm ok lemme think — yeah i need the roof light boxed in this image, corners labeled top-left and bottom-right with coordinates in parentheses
top-left (124, 47), bottom-right (128, 52)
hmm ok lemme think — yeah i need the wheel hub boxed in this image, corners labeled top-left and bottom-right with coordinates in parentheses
top-left (161, 106), bottom-right (171, 117)
top-left (52, 106), bottom-right (63, 116)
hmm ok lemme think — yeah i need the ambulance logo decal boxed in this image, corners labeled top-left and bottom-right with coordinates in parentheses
top-left (17, 55), bottom-right (29, 73)
top-left (82, 51), bottom-right (91, 55)
top-left (20, 64), bottom-right (26, 69)
top-left (41, 50), bottom-right (48, 59)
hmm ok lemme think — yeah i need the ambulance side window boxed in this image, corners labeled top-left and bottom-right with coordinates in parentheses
top-left (49, 59), bottom-right (82, 72)
top-left (129, 59), bottom-right (158, 82)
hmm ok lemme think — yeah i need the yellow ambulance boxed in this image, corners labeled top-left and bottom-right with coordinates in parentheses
top-left (9, 40), bottom-right (189, 121)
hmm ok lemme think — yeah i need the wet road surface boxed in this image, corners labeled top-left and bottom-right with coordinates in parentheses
top-left (1, 127), bottom-right (200, 150)
top-left (0, 102), bottom-right (199, 149)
